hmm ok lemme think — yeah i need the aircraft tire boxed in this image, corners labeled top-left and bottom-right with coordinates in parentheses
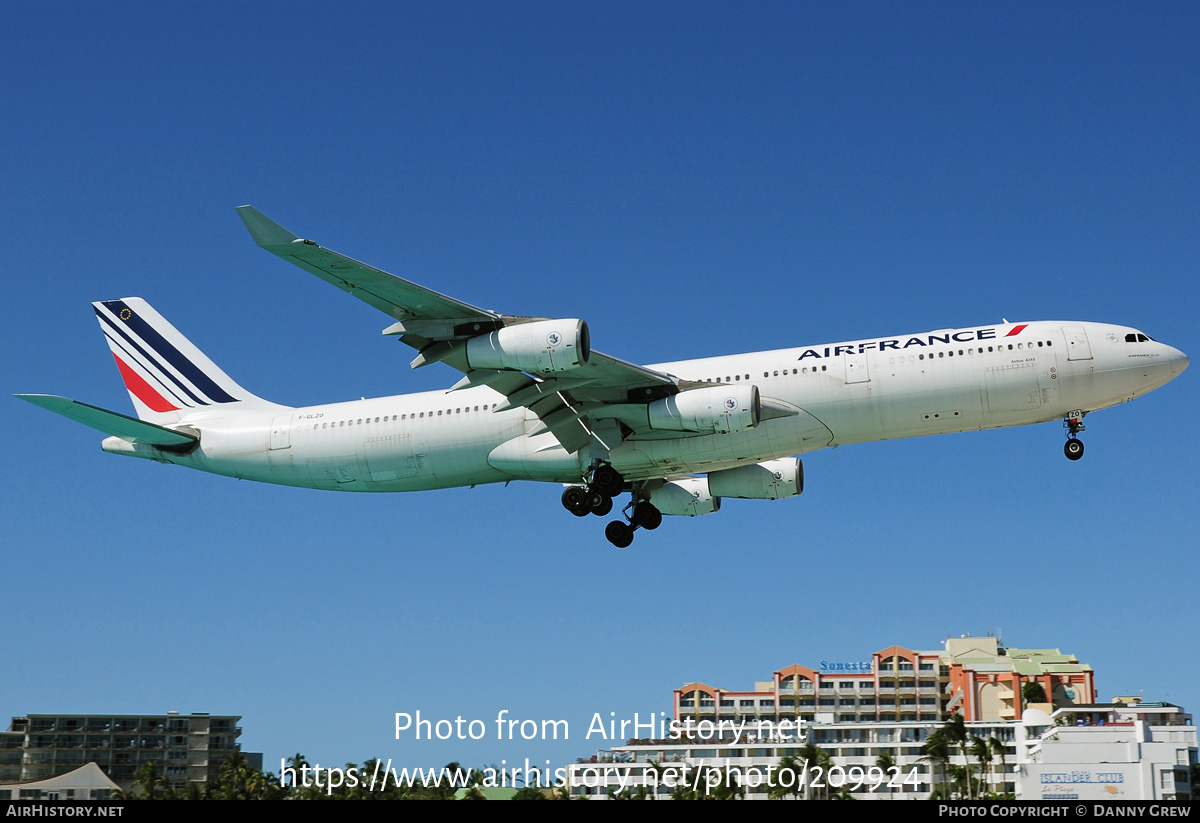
top-left (592, 465), bottom-right (624, 497)
top-left (590, 492), bottom-right (613, 516)
top-left (1064, 439), bottom-right (1084, 461)
top-left (605, 520), bottom-right (634, 548)
top-left (632, 502), bottom-right (663, 531)
top-left (562, 486), bottom-right (591, 516)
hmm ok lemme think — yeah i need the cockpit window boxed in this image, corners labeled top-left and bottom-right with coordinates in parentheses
top-left (1125, 333), bottom-right (1152, 343)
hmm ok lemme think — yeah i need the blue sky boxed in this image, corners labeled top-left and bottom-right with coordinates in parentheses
top-left (3, 3), bottom-right (1197, 775)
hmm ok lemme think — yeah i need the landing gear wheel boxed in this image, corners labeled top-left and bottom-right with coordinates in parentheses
top-left (1064, 439), bottom-right (1084, 461)
top-left (604, 520), bottom-right (635, 548)
top-left (589, 492), bottom-right (613, 517)
top-left (561, 486), bottom-right (590, 517)
top-left (592, 465), bottom-right (624, 497)
top-left (631, 501), bottom-right (663, 531)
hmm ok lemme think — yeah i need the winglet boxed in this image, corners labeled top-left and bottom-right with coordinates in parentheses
top-left (236, 205), bottom-right (300, 248)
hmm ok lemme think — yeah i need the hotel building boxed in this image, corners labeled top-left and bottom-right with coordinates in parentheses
top-left (0, 711), bottom-right (245, 791)
top-left (567, 635), bottom-right (1196, 801)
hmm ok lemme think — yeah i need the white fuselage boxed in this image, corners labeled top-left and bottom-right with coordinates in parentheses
top-left (105, 320), bottom-right (1186, 492)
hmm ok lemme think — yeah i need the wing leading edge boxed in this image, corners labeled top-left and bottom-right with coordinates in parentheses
top-left (236, 207), bottom-right (691, 453)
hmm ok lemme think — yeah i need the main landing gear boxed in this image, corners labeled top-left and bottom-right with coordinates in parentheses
top-left (1063, 410), bottom-right (1086, 461)
top-left (560, 465), bottom-right (663, 548)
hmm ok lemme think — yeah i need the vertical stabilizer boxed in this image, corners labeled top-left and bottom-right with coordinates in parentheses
top-left (93, 297), bottom-right (279, 423)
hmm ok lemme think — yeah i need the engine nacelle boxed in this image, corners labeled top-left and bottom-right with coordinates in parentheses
top-left (708, 458), bottom-right (803, 500)
top-left (647, 477), bottom-right (721, 516)
top-left (465, 319), bottom-right (590, 373)
top-left (648, 384), bottom-right (760, 434)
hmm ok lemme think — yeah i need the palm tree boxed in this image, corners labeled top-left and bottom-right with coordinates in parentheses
top-left (768, 755), bottom-right (802, 800)
top-left (970, 736), bottom-right (991, 798)
top-left (703, 766), bottom-right (745, 800)
top-left (130, 761), bottom-right (170, 800)
top-left (918, 730), bottom-right (951, 798)
top-left (947, 765), bottom-right (972, 799)
top-left (940, 714), bottom-right (971, 798)
top-left (989, 736), bottom-right (1008, 797)
top-left (875, 751), bottom-right (896, 797)
top-left (669, 765), bottom-right (701, 800)
top-left (798, 742), bottom-right (826, 799)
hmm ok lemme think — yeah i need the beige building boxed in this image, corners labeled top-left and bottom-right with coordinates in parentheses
top-left (674, 633), bottom-right (1095, 727)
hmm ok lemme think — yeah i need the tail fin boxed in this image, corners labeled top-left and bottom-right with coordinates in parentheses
top-left (93, 297), bottom-right (278, 423)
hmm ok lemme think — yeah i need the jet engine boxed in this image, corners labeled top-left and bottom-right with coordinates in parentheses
top-left (707, 458), bottom-right (803, 500)
top-left (465, 319), bottom-right (590, 373)
top-left (647, 477), bottom-right (720, 516)
top-left (648, 384), bottom-right (760, 434)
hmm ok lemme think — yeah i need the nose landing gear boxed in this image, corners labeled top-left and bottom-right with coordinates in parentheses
top-left (1063, 410), bottom-right (1086, 461)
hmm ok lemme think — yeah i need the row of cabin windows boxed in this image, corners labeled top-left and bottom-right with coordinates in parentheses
top-left (708, 367), bottom-right (827, 383)
top-left (312, 404), bottom-right (500, 430)
top-left (899, 340), bottom-right (1055, 362)
top-left (711, 340), bottom-right (1057, 383)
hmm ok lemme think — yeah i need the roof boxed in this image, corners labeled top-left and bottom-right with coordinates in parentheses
top-left (0, 763), bottom-right (120, 792)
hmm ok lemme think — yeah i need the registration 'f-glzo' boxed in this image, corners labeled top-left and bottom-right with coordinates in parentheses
top-left (19, 208), bottom-right (1189, 547)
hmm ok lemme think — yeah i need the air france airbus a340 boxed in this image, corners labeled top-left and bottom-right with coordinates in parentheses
top-left (18, 208), bottom-right (1188, 547)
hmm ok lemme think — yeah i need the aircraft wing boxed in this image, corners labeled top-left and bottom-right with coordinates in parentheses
top-left (236, 206), bottom-right (501, 328)
top-left (238, 207), bottom-right (690, 453)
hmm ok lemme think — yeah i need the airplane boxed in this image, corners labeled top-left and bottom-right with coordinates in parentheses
top-left (16, 207), bottom-right (1189, 547)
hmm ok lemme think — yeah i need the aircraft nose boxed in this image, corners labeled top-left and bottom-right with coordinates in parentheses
top-left (1168, 345), bottom-right (1189, 375)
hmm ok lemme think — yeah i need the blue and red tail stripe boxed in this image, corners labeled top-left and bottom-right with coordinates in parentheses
top-left (95, 300), bottom-right (238, 406)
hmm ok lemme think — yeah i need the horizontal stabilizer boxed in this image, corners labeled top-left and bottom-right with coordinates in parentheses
top-left (15, 395), bottom-right (199, 447)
